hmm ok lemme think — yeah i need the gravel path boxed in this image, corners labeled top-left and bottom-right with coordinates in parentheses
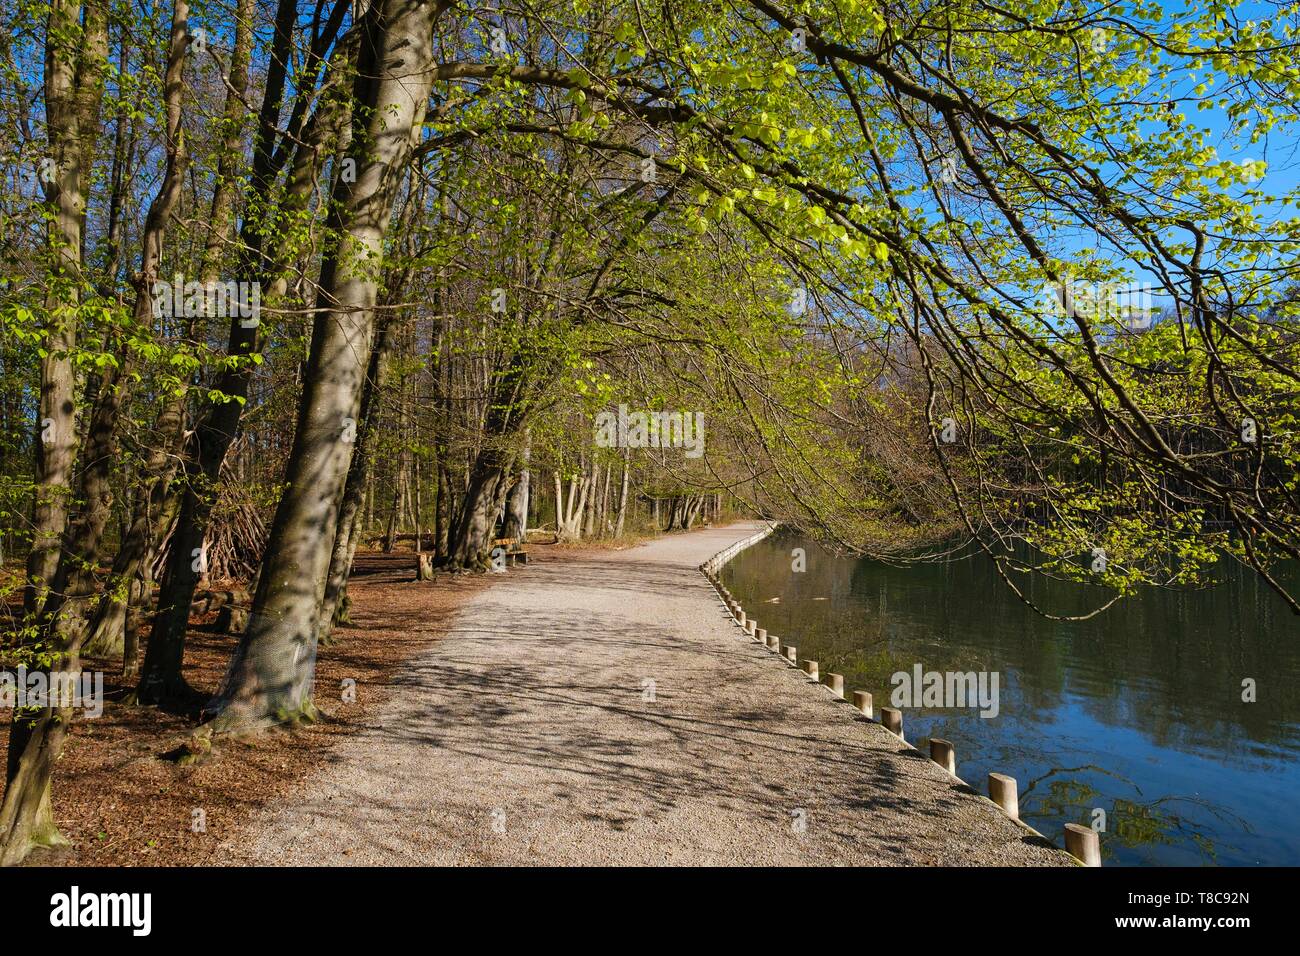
top-left (238, 523), bottom-right (1071, 865)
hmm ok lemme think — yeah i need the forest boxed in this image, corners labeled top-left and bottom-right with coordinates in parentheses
top-left (1, 0), bottom-right (1298, 868)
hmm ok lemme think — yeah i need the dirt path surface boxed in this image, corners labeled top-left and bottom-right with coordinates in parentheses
top-left (237, 523), bottom-right (1070, 866)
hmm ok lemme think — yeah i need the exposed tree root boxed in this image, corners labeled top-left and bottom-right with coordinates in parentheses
top-left (202, 694), bottom-right (321, 740)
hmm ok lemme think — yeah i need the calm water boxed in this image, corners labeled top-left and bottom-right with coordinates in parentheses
top-left (722, 531), bottom-right (1300, 866)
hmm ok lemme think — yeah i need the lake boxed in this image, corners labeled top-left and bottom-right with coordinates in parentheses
top-left (721, 530), bottom-right (1300, 866)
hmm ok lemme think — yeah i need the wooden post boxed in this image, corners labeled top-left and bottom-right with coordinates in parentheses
top-left (745, 619), bottom-right (756, 636)
top-left (755, 627), bottom-right (766, 644)
top-left (988, 773), bottom-right (1019, 820)
top-left (852, 691), bottom-right (872, 718)
top-left (801, 660), bottom-right (819, 680)
top-left (1064, 824), bottom-right (1102, 867)
top-left (784, 645), bottom-right (797, 663)
top-left (767, 633), bottom-right (780, 651)
top-left (826, 673), bottom-right (844, 697)
top-left (881, 707), bottom-right (903, 739)
top-left (928, 738), bottom-right (956, 774)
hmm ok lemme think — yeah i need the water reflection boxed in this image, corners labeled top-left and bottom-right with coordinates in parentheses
top-left (722, 531), bottom-right (1300, 866)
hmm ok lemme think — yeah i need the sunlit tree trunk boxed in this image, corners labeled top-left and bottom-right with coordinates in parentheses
top-left (84, 0), bottom-right (253, 661)
top-left (320, 313), bottom-right (397, 639)
top-left (445, 452), bottom-right (509, 567)
top-left (137, 3), bottom-right (355, 703)
top-left (23, 0), bottom-right (110, 615)
top-left (614, 447), bottom-right (630, 537)
top-left (207, 0), bottom-right (447, 733)
top-left (504, 434), bottom-right (530, 541)
top-left (1, 0), bottom-right (163, 866)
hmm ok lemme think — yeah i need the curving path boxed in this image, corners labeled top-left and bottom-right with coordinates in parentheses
top-left (236, 522), bottom-right (1071, 865)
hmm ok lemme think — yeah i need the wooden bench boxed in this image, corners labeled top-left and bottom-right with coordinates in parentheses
top-left (491, 537), bottom-right (530, 566)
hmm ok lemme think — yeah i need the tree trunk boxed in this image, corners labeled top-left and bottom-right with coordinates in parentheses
top-left (23, 0), bottom-right (110, 614)
top-left (557, 466), bottom-right (590, 542)
top-left (583, 465), bottom-right (600, 537)
top-left (198, 0), bottom-right (254, 274)
top-left (553, 470), bottom-right (566, 535)
top-left (362, 471), bottom-right (374, 531)
top-left (665, 496), bottom-right (681, 531)
top-left (599, 465), bottom-right (611, 532)
top-left (411, 453), bottom-right (423, 540)
top-left (80, 373), bottom-right (188, 660)
top-left (2, 0), bottom-right (162, 866)
top-left (614, 447), bottom-right (630, 537)
top-left (135, 6), bottom-right (355, 704)
top-left (206, 0), bottom-right (446, 734)
top-left (503, 433), bottom-right (530, 541)
top-left (565, 472), bottom-right (581, 534)
top-left (319, 312), bottom-right (397, 640)
top-left (121, 570), bottom-right (151, 677)
top-left (435, 462), bottom-right (451, 558)
top-left (83, 0), bottom-right (253, 660)
top-left (685, 495), bottom-right (704, 529)
top-left (382, 470), bottom-right (403, 552)
top-left (0, 709), bottom-right (71, 866)
top-left (445, 451), bottom-right (508, 568)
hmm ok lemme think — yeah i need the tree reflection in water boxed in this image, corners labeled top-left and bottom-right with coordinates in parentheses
top-left (723, 530), bottom-right (1298, 865)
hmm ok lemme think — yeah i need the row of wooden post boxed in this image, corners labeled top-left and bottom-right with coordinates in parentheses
top-left (704, 554), bottom-right (1101, 867)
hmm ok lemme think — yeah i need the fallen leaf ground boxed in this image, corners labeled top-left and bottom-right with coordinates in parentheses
top-left (3, 550), bottom-right (496, 866)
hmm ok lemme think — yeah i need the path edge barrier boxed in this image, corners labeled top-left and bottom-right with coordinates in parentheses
top-left (696, 522), bottom-right (1076, 865)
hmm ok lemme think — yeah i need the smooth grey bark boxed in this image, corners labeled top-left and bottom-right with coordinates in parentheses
top-left (583, 464), bottom-right (601, 537)
top-left (445, 452), bottom-right (509, 568)
top-left (435, 462), bottom-right (452, 558)
top-left (319, 312), bottom-right (397, 640)
top-left (614, 446), bottom-right (630, 537)
top-left (382, 467), bottom-right (404, 552)
top-left (2, 0), bottom-right (156, 867)
top-left (553, 471), bottom-right (566, 534)
top-left (503, 434), bottom-right (530, 541)
top-left (23, 0), bottom-right (110, 615)
top-left (555, 465), bottom-right (590, 542)
top-left (199, 0), bottom-right (254, 272)
top-left (207, 0), bottom-right (447, 733)
top-left (137, 5), bottom-right (355, 703)
top-left (83, 0), bottom-right (253, 662)
top-left (684, 495), bottom-right (704, 529)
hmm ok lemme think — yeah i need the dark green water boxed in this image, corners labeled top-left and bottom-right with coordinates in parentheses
top-left (722, 531), bottom-right (1300, 866)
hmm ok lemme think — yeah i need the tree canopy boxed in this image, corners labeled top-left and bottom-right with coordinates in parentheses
top-left (1, 0), bottom-right (1298, 864)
